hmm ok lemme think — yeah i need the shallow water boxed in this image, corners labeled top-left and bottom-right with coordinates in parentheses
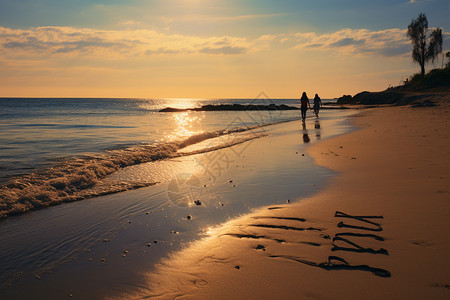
top-left (0, 97), bottom-right (308, 182)
top-left (0, 110), bottom-right (355, 299)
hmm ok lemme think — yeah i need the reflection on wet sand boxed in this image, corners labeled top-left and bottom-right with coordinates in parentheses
top-left (302, 122), bottom-right (310, 143)
top-left (302, 119), bottom-right (322, 144)
top-left (315, 120), bottom-right (321, 140)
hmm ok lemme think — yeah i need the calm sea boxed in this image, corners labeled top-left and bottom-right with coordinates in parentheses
top-left (0, 97), bottom-right (322, 183)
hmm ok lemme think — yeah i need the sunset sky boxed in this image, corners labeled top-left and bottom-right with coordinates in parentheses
top-left (0, 0), bottom-right (449, 98)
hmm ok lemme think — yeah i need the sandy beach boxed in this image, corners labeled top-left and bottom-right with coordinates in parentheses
top-left (128, 103), bottom-right (450, 299)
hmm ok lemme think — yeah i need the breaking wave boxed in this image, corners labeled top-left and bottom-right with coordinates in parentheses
top-left (0, 121), bottom-right (287, 218)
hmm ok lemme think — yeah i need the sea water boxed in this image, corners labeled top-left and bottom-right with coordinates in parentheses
top-left (0, 97), bottom-right (306, 183)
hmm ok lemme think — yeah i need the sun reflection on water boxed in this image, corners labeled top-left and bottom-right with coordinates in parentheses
top-left (166, 111), bottom-right (204, 141)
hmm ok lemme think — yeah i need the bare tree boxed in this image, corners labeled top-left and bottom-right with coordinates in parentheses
top-left (407, 13), bottom-right (443, 76)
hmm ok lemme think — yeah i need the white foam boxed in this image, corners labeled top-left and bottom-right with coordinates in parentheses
top-left (0, 121), bottom-right (284, 218)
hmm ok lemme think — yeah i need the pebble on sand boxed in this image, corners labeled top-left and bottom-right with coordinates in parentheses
top-left (256, 244), bottom-right (266, 251)
top-left (187, 215), bottom-right (192, 220)
top-left (194, 200), bottom-right (202, 206)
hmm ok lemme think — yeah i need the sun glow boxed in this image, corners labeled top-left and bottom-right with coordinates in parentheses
top-left (166, 111), bottom-right (204, 141)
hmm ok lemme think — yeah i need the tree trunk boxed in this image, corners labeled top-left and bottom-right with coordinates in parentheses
top-left (421, 63), bottom-right (425, 77)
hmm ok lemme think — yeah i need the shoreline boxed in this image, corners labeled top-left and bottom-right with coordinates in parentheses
top-left (130, 104), bottom-right (450, 299)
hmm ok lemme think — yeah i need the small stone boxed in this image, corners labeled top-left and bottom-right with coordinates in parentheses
top-left (154, 240), bottom-right (158, 244)
top-left (103, 239), bottom-right (110, 243)
top-left (146, 243), bottom-right (151, 247)
top-left (256, 244), bottom-right (266, 251)
top-left (123, 249), bottom-right (128, 254)
top-left (302, 154), bottom-right (305, 156)
top-left (194, 200), bottom-right (202, 206)
top-left (88, 258), bottom-right (93, 261)
top-left (101, 258), bottom-right (106, 263)
top-left (35, 274), bottom-right (41, 279)
top-left (234, 265), bottom-right (240, 270)
top-left (228, 180), bottom-right (233, 183)
top-left (287, 199), bottom-right (290, 203)
top-left (68, 293), bottom-right (73, 297)
top-left (145, 212), bottom-right (149, 215)
top-left (127, 221), bottom-right (132, 224)
top-left (187, 215), bottom-right (192, 220)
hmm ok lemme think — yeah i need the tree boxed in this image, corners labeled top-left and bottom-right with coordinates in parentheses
top-left (407, 13), bottom-right (443, 76)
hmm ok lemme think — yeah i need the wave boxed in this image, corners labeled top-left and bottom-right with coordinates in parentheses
top-left (0, 120), bottom-right (288, 219)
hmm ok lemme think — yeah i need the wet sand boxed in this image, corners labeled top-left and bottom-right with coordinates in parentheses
top-left (130, 104), bottom-right (450, 299)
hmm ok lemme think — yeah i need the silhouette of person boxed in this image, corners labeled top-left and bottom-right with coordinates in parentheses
top-left (300, 92), bottom-right (311, 121)
top-left (313, 94), bottom-right (322, 118)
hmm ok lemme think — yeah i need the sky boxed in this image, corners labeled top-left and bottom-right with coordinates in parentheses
top-left (0, 0), bottom-right (449, 98)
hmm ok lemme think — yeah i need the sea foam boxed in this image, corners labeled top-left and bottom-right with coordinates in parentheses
top-left (0, 122), bottom-right (277, 218)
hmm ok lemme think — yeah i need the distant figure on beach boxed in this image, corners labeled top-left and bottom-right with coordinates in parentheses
top-left (313, 94), bottom-right (322, 118)
top-left (300, 92), bottom-right (311, 121)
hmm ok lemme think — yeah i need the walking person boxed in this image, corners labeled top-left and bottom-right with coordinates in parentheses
top-left (300, 92), bottom-right (310, 122)
top-left (313, 93), bottom-right (322, 118)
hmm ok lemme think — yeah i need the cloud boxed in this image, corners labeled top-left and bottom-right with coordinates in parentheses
top-left (277, 28), bottom-right (411, 57)
top-left (0, 26), bottom-right (250, 58)
top-left (199, 46), bottom-right (247, 55)
top-left (0, 26), bottom-right (412, 61)
top-left (329, 37), bottom-right (366, 47)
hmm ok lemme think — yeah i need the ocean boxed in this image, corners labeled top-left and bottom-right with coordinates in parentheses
top-left (0, 97), bottom-right (307, 183)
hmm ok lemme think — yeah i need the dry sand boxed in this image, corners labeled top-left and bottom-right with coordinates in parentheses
top-left (127, 104), bottom-right (450, 299)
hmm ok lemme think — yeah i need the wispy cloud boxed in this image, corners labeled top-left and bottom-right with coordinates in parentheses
top-left (266, 28), bottom-right (412, 57)
top-left (0, 26), bottom-right (419, 61)
top-left (0, 26), bottom-right (251, 58)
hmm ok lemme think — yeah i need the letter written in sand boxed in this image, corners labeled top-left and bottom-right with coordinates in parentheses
top-left (328, 211), bottom-right (390, 277)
